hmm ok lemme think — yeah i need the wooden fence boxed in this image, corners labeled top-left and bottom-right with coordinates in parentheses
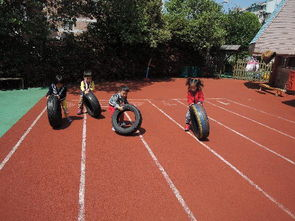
top-left (233, 60), bottom-right (272, 82)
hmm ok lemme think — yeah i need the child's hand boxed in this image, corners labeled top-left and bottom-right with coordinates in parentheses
top-left (118, 106), bottom-right (124, 111)
top-left (189, 103), bottom-right (193, 107)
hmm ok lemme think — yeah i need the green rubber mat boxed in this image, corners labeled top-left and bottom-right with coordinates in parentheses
top-left (0, 88), bottom-right (47, 137)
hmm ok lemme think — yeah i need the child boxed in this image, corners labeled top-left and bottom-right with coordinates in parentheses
top-left (77, 70), bottom-right (95, 115)
top-left (46, 75), bottom-right (72, 122)
top-left (108, 86), bottom-right (130, 131)
top-left (185, 78), bottom-right (204, 131)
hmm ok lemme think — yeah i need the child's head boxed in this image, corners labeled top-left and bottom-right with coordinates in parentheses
top-left (186, 78), bottom-right (203, 92)
top-left (83, 70), bottom-right (92, 83)
top-left (54, 75), bottom-right (64, 88)
top-left (119, 86), bottom-right (130, 98)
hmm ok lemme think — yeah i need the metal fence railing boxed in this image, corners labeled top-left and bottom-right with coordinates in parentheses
top-left (233, 60), bottom-right (272, 82)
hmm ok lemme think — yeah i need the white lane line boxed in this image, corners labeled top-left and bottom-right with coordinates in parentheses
top-left (72, 98), bottom-right (226, 102)
top-left (0, 107), bottom-right (46, 170)
top-left (99, 99), bottom-right (148, 101)
top-left (100, 102), bottom-right (145, 108)
top-left (206, 101), bottom-right (295, 140)
top-left (124, 113), bottom-right (197, 221)
top-left (78, 114), bottom-right (87, 221)
top-left (217, 101), bottom-right (229, 105)
top-left (147, 99), bottom-right (295, 220)
top-left (175, 98), bottom-right (225, 100)
top-left (175, 100), bottom-right (295, 166)
top-left (70, 99), bottom-right (148, 102)
top-left (225, 98), bottom-right (295, 125)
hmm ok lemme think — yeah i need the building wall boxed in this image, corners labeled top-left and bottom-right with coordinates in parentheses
top-left (275, 66), bottom-right (292, 88)
top-left (49, 17), bottom-right (97, 39)
top-left (271, 55), bottom-right (295, 88)
top-left (244, 2), bottom-right (267, 23)
top-left (43, 3), bottom-right (97, 39)
top-left (74, 18), bottom-right (97, 34)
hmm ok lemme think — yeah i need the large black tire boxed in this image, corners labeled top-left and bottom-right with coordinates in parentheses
top-left (112, 104), bottom-right (142, 135)
top-left (83, 92), bottom-right (101, 118)
top-left (190, 103), bottom-right (210, 140)
top-left (47, 95), bottom-right (62, 129)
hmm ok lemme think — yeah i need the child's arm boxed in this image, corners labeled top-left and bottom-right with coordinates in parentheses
top-left (80, 81), bottom-right (86, 92)
top-left (90, 81), bottom-right (95, 91)
top-left (124, 97), bottom-right (129, 104)
top-left (109, 94), bottom-right (121, 109)
top-left (197, 91), bottom-right (204, 104)
top-left (58, 87), bottom-right (67, 100)
top-left (46, 84), bottom-right (53, 98)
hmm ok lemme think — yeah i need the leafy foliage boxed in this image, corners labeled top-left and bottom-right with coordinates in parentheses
top-left (224, 11), bottom-right (261, 49)
top-left (165, 0), bottom-right (226, 51)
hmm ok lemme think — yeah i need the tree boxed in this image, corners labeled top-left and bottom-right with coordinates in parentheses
top-left (165, 0), bottom-right (226, 52)
top-left (224, 11), bottom-right (261, 50)
top-left (0, 0), bottom-right (262, 84)
top-left (71, 0), bottom-right (171, 79)
top-left (80, 0), bottom-right (170, 48)
top-left (0, 0), bottom-right (50, 85)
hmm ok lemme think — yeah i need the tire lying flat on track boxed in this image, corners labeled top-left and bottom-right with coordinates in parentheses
top-left (190, 103), bottom-right (210, 140)
top-left (47, 95), bottom-right (62, 129)
top-left (83, 92), bottom-right (101, 118)
top-left (112, 104), bottom-right (142, 135)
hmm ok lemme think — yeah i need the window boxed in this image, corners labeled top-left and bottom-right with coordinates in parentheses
top-left (286, 57), bottom-right (295, 68)
top-left (63, 22), bottom-right (73, 31)
top-left (279, 56), bottom-right (295, 69)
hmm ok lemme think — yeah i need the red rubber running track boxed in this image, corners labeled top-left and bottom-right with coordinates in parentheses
top-left (1, 79), bottom-right (294, 221)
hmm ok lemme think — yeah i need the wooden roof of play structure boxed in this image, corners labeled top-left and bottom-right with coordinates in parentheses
top-left (249, 0), bottom-right (295, 55)
top-left (220, 45), bottom-right (241, 51)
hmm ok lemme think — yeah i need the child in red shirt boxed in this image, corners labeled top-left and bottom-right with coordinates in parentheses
top-left (185, 78), bottom-right (204, 131)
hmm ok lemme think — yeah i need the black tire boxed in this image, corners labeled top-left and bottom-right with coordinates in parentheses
top-left (190, 104), bottom-right (210, 140)
top-left (112, 104), bottom-right (142, 135)
top-left (47, 95), bottom-right (62, 129)
top-left (83, 92), bottom-right (101, 118)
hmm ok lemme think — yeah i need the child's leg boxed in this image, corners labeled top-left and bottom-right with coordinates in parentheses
top-left (185, 109), bottom-right (191, 124)
top-left (61, 100), bottom-right (69, 118)
top-left (119, 111), bottom-right (124, 122)
top-left (109, 105), bottom-right (124, 123)
top-left (118, 103), bottom-right (125, 122)
top-left (184, 109), bottom-right (191, 131)
top-left (109, 105), bottom-right (116, 131)
top-left (108, 105), bottom-right (116, 115)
